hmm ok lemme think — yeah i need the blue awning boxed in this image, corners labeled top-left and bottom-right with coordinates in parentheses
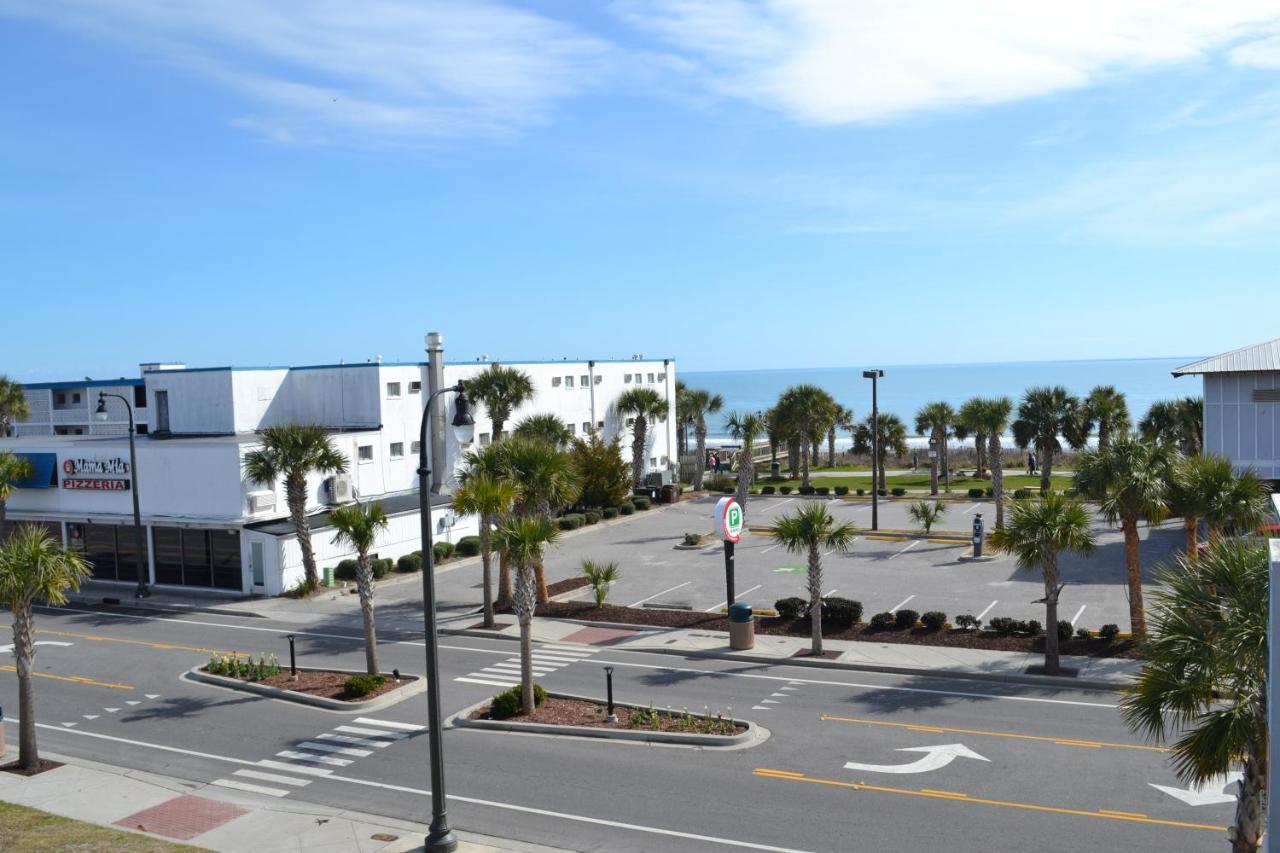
top-left (10, 453), bottom-right (57, 489)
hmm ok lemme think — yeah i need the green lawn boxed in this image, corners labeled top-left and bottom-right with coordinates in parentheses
top-left (0, 801), bottom-right (199, 852)
top-left (752, 472), bottom-right (1073, 493)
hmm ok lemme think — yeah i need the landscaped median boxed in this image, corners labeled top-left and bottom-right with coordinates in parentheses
top-left (185, 654), bottom-right (426, 711)
top-left (449, 685), bottom-right (765, 748)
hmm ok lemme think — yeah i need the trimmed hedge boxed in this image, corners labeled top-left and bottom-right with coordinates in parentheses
top-left (455, 536), bottom-right (481, 557)
top-left (396, 552), bottom-right (422, 574)
top-left (334, 559), bottom-right (359, 581)
top-left (619, 502), bottom-right (635, 516)
top-left (868, 611), bottom-right (895, 631)
top-left (833, 485), bottom-right (848, 496)
top-left (1099, 623), bottom-right (1120, 640)
top-left (780, 486), bottom-right (793, 495)
top-left (967, 488), bottom-right (984, 498)
top-left (774, 597), bottom-right (808, 620)
top-left (1056, 620), bottom-right (1074, 642)
top-left (372, 557), bottom-right (394, 579)
top-left (490, 683), bottom-right (547, 719)
top-left (761, 486), bottom-right (776, 495)
top-left (815, 486), bottom-right (830, 496)
top-left (1013, 488), bottom-right (1032, 500)
top-left (584, 510), bottom-right (602, 525)
top-left (891, 487), bottom-right (906, 497)
top-left (893, 608), bottom-right (919, 630)
top-left (343, 674), bottom-right (386, 699)
top-left (603, 507), bottom-right (620, 520)
top-left (856, 489), bottom-right (865, 496)
top-left (433, 541), bottom-right (454, 561)
top-left (558, 514), bottom-right (586, 530)
top-left (921, 610), bottom-right (947, 632)
top-left (798, 485), bottom-right (815, 495)
top-left (822, 597), bottom-right (862, 627)
top-left (633, 496), bottom-right (652, 510)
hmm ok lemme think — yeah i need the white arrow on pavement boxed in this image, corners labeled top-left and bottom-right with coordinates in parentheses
top-left (0, 641), bottom-right (73, 654)
top-left (1149, 772), bottom-right (1243, 806)
top-left (844, 743), bottom-right (989, 775)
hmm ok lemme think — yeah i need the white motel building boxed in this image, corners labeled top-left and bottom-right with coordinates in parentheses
top-left (1, 335), bottom-right (676, 596)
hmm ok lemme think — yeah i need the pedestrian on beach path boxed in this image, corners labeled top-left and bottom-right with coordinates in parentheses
top-left (1027, 451), bottom-right (1037, 476)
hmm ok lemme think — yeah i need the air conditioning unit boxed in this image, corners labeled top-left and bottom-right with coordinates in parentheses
top-left (326, 475), bottom-right (353, 504)
top-left (248, 491), bottom-right (276, 512)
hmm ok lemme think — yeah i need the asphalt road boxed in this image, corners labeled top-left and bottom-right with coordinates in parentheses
top-left (0, 601), bottom-right (1231, 853)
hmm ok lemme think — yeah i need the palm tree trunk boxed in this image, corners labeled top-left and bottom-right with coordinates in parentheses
top-left (735, 450), bottom-right (753, 522)
top-left (827, 427), bottom-right (836, 468)
top-left (633, 417), bottom-right (648, 487)
top-left (988, 433), bottom-right (1005, 529)
top-left (0, 497), bottom-right (8, 539)
top-left (356, 554), bottom-right (379, 675)
top-left (514, 566), bottom-right (537, 715)
top-left (534, 555), bottom-right (548, 605)
top-left (929, 428), bottom-right (939, 496)
top-left (1042, 551), bottom-right (1060, 676)
top-left (1039, 443), bottom-right (1053, 495)
top-left (493, 417), bottom-right (506, 443)
top-left (497, 547), bottom-right (513, 610)
top-left (1232, 739), bottom-right (1266, 853)
top-left (693, 422), bottom-right (706, 490)
top-left (800, 436), bottom-right (811, 488)
top-left (942, 438), bottom-right (950, 493)
top-left (1183, 517), bottom-right (1198, 560)
top-left (787, 439), bottom-right (799, 479)
top-left (13, 603), bottom-right (38, 769)
top-left (808, 544), bottom-right (823, 656)
top-left (878, 451), bottom-right (888, 492)
top-left (1098, 420), bottom-right (1110, 453)
top-left (809, 439), bottom-right (820, 475)
top-left (769, 438), bottom-right (778, 467)
top-left (287, 475), bottom-right (317, 588)
top-left (1122, 516), bottom-right (1146, 637)
top-left (480, 522), bottom-right (494, 627)
top-left (976, 432), bottom-right (986, 477)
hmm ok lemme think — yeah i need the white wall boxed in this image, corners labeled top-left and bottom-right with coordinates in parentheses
top-left (147, 370), bottom-right (236, 434)
top-left (1204, 372), bottom-right (1280, 480)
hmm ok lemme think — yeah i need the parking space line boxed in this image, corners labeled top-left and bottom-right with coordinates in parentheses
top-left (822, 589), bottom-right (837, 598)
top-left (761, 543), bottom-right (782, 554)
top-left (629, 582), bottom-right (691, 608)
top-left (1069, 605), bottom-right (1087, 627)
top-left (888, 540), bottom-right (921, 559)
top-left (963, 503), bottom-right (982, 514)
top-left (976, 600), bottom-right (998, 621)
top-left (889, 595), bottom-right (915, 613)
top-left (760, 499), bottom-right (790, 512)
top-left (706, 585), bottom-right (763, 612)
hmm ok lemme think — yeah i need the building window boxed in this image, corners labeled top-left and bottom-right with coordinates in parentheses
top-left (657, 373), bottom-right (666, 383)
top-left (580, 375), bottom-right (589, 387)
top-left (134, 385), bottom-right (147, 408)
top-left (648, 373), bottom-right (655, 383)
top-left (409, 381), bottom-right (422, 394)
top-left (411, 440), bottom-right (421, 454)
top-left (582, 421), bottom-right (591, 434)
top-left (661, 455), bottom-right (668, 465)
top-left (389, 442), bottom-right (404, 459)
top-left (651, 457), bottom-right (658, 467)
top-left (565, 376), bottom-right (574, 389)
top-left (624, 374), bottom-right (632, 383)
top-left (594, 375), bottom-right (602, 385)
top-left (387, 382), bottom-right (401, 398)
top-left (551, 377), bottom-right (561, 387)
top-left (597, 420), bottom-right (604, 429)
top-left (54, 392), bottom-right (65, 406)
top-left (479, 433), bottom-right (491, 446)
top-left (136, 424), bottom-right (148, 435)
top-left (568, 423), bottom-right (576, 435)
top-left (72, 392), bottom-right (82, 404)
top-left (358, 445), bottom-right (373, 462)
top-left (626, 417), bottom-right (635, 427)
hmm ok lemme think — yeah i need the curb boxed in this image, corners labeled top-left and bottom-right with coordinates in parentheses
top-left (184, 666), bottom-right (428, 712)
top-left (446, 691), bottom-right (767, 749)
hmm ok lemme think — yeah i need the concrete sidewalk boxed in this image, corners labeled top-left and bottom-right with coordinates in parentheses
top-left (0, 751), bottom-right (570, 853)
top-left (448, 616), bottom-right (1141, 690)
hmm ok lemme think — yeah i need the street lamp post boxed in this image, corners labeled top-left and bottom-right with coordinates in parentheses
top-left (417, 380), bottom-right (475, 853)
top-left (862, 370), bottom-right (884, 532)
top-left (1267, 494), bottom-right (1280, 849)
top-left (95, 392), bottom-right (149, 598)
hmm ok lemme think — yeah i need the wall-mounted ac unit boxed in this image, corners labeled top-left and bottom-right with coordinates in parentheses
top-left (248, 491), bottom-right (276, 512)
top-left (326, 474), bottom-right (353, 504)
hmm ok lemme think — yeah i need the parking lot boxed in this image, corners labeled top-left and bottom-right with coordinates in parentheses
top-left (532, 494), bottom-right (1182, 630)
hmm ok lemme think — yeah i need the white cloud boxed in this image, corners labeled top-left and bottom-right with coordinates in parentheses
top-left (1, 0), bottom-right (610, 141)
top-left (1230, 30), bottom-right (1280, 67)
top-left (616, 1), bottom-right (1280, 124)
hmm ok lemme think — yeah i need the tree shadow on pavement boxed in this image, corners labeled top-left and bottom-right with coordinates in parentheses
top-left (831, 668), bottom-right (1119, 714)
top-left (121, 692), bottom-right (261, 723)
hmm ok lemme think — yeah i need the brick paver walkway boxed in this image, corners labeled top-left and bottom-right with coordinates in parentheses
top-left (115, 794), bottom-right (248, 841)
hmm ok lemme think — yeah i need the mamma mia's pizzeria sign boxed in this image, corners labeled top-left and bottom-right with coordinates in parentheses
top-left (61, 457), bottom-right (131, 491)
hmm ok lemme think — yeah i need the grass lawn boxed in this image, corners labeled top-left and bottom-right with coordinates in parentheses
top-left (0, 801), bottom-right (199, 852)
top-left (753, 473), bottom-right (1073, 493)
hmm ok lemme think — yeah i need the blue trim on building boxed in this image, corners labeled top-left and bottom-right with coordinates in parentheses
top-left (23, 378), bottom-right (144, 390)
top-left (11, 453), bottom-right (57, 489)
top-left (443, 358), bottom-right (676, 366)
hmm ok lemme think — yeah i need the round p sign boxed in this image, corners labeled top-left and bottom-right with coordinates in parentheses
top-left (716, 496), bottom-right (743, 543)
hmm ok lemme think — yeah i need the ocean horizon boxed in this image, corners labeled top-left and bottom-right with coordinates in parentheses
top-left (683, 355), bottom-right (1202, 444)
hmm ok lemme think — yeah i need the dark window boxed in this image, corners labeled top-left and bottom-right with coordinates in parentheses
top-left (210, 530), bottom-right (242, 590)
top-left (136, 424), bottom-right (148, 435)
top-left (134, 385), bottom-right (147, 408)
top-left (84, 524), bottom-right (118, 581)
top-left (182, 530), bottom-right (212, 587)
top-left (153, 527), bottom-right (183, 585)
top-left (114, 525), bottom-right (148, 584)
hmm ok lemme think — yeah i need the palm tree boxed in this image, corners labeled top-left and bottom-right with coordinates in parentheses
top-left (1012, 386), bottom-right (1080, 495)
top-left (1204, 463), bottom-right (1271, 543)
top-left (328, 501), bottom-right (389, 675)
top-left (988, 494), bottom-right (1096, 675)
top-left (1074, 435), bottom-right (1172, 637)
top-left (674, 380), bottom-right (693, 458)
top-left (683, 387), bottom-right (724, 491)
top-left (0, 524), bottom-right (91, 769)
top-left (513, 413), bottom-right (574, 449)
top-left (0, 376), bottom-right (30, 437)
top-left (243, 424), bottom-right (348, 590)
top-left (763, 406), bottom-right (783, 470)
top-left (768, 502), bottom-right (857, 656)
top-left (1079, 385), bottom-right (1130, 453)
top-left (955, 398), bottom-right (987, 477)
top-left (908, 500), bottom-right (946, 535)
top-left (726, 411), bottom-right (764, 521)
top-left (466, 363), bottom-right (535, 442)
top-left (1139, 397), bottom-right (1203, 456)
top-left (0, 452), bottom-right (33, 536)
top-left (915, 402), bottom-right (956, 494)
top-left (828, 406), bottom-right (853, 468)
top-left (1120, 540), bottom-right (1268, 853)
top-left (498, 515), bottom-right (561, 714)
top-left (978, 397), bottom-right (1014, 529)
top-left (452, 470), bottom-right (518, 628)
top-left (776, 385), bottom-right (836, 488)
top-left (493, 435), bottom-right (580, 603)
top-left (615, 387), bottom-right (666, 488)
top-left (852, 413), bottom-right (909, 492)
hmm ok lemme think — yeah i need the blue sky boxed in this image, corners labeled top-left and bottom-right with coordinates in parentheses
top-left (3, 1), bottom-right (1280, 380)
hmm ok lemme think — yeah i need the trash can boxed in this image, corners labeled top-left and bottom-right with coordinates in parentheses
top-left (661, 484), bottom-right (679, 504)
top-left (771, 461), bottom-right (781, 478)
top-left (323, 566), bottom-right (335, 588)
top-left (728, 602), bottom-right (755, 650)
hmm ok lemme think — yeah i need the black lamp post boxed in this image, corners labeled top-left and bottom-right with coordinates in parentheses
top-left (861, 370), bottom-right (884, 532)
top-left (417, 380), bottom-right (474, 853)
top-left (95, 392), bottom-right (149, 598)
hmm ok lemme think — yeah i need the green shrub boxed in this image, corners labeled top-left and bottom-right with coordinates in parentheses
top-left (581, 560), bottom-right (620, 606)
top-left (967, 488), bottom-right (984, 498)
top-left (877, 488), bottom-right (888, 497)
top-left (1065, 488), bottom-right (1079, 498)
top-left (815, 486), bottom-right (830, 496)
top-left (822, 597), bottom-right (862, 627)
top-left (1025, 619), bottom-right (1043, 636)
top-left (780, 486), bottom-right (792, 495)
top-left (985, 488), bottom-right (994, 498)
top-left (633, 496), bottom-right (652, 510)
top-left (1099, 623), bottom-right (1120, 641)
top-left (1013, 488), bottom-right (1032, 500)
top-left (682, 532), bottom-right (702, 546)
top-left (921, 611), bottom-right (947, 632)
top-left (206, 653), bottom-right (280, 682)
top-left (557, 513), bottom-right (586, 530)
top-left (490, 683), bottom-right (547, 719)
top-left (834, 485), bottom-right (849, 496)
top-left (619, 502), bottom-right (635, 516)
top-left (396, 552), bottom-right (422, 574)
top-left (955, 613), bottom-right (980, 630)
top-left (455, 536), bottom-right (481, 557)
top-left (603, 507), bottom-right (620, 520)
top-left (761, 486), bottom-right (776, 495)
top-left (856, 489), bottom-right (865, 496)
top-left (433, 541), bottom-right (455, 561)
top-left (893, 609), bottom-right (919, 630)
top-left (891, 487), bottom-right (906, 497)
top-left (343, 673), bottom-right (386, 699)
top-left (584, 510), bottom-right (601, 525)
top-left (868, 611), bottom-right (895, 631)
top-left (774, 597), bottom-right (808, 621)
top-left (372, 558), bottom-right (395, 579)
top-left (1075, 626), bottom-right (1093, 639)
top-left (798, 485), bottom-right (815, 495)
top-left (1057, 620), bottom-right (1074, 642)
top-left (987, 616), bottom-right (1017, 636)
top-left (704, 475), bottom-right (735, 492)
top-left (334, 559), bottom-right (359, 581)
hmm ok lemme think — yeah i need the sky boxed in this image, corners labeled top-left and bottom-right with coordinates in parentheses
top-left (3, 1), bottom-right (1280, 381)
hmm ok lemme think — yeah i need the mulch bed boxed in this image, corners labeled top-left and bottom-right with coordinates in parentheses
top-left (469, 696), bottom-right (745, 735)
top-left (202, 668), bottom-right (417, 701)
top-left (0, 759), bottom-right (63, 777)
top-left (495, 576), bottom-right (590, 613)
top-left (533, 601), bottom-right (1139, 659)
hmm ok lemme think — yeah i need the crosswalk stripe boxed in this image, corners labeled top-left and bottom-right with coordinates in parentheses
top-left (454, 676), bottom-right (519, 688)
top-left (233, 769), bottom-right (312, 787)
top-left (482, 665), bottom-right (554, 675)
top-left (211, 778), bottom-right (290, 797)
top-left (256, 760), bottom-right (334, 777)
top-left (354, 717), bottom-right (426, 732)
top-left (540, 644), bottom-right (594, 655)
top-left (530, 653), bottom-right (584, 663)
top-left (276, 750), bottom-right (351, 767)
top-left (316, 733), bottom-right (391, 749)
top-left (333, 725), bottom-right (409, 739)
top-left (296, 740), bottom-right (372, 758)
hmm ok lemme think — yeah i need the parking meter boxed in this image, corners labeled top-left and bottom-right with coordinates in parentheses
top-left (972, 513), bottom-right (984, 558)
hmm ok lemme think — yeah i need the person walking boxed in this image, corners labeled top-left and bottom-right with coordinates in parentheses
top-left (912, 451), bottom-right (919, 472)
top-left (1027, 451), bottom-right (1037, 476)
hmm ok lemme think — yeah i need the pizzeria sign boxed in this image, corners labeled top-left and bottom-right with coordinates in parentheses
top-left (61, 457), bottom-right (131, 491)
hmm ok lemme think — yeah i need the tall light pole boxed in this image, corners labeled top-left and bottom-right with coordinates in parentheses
top-left (95, 392), bottom-right (149, 598)
top-left (862, 370), bottom-right (884, 531)
top-left (417, 379), bottom-right (474, 853)
top-left (1267, 494), bottom-right (1280, 850)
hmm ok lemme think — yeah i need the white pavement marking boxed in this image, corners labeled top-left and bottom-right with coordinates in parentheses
top-left (125, 701), bottom-right (141, 706)
top-left (145, 694), bottom-right (160, 699)
top-left (628, 581), bottom-right (691, 608)
top-left (539, 644), bottom-right (593, 655)
top-left (485, 663), bottom-right (554, 675)
top-left (316, 733), bottom-right (391, 749)
top-left (211, 778), bottom-right (290, 797)
top-left (889, 595), bottom-right (915, 613)
top-left (455, 676), bottom-right (518, 688)
top-left (61, 722), bottom-right (77, 727)
top-left (770, 693), bottom-right (787, 698)
top-left (843, 743), bottom-right (989, 775)
top-left (83, 715), bottom-right (99, 720)
top-left (705, 585), bottom-right (763, 612)
top-left (104, 708), bottom-right (120, 713)
top-left (760, 499), bottom-right (790, 512)
top-left (531, 653), bottom-right (587, 664)
top-left (333, 725), bottom-right (409, 740)
top-left (276, 750), bottom-right (352, 767)
top-left (888, 540), bottom-right (921, 560)
top-left (751, 705), bottom-right (770, 711)
top-left (760, 543), bottom-right (782, 555)
top-left (1069, 605), bottom-right (1087, 627)
top-left (256, 760), bottom-right (334, 778)
top-left (760, 699), bottom-right (778, 705)
top-left (963, 503), bottom-right (982, 514)
top-left (822, 589), bottom-right (837, 598)
top-left (233, 769), bottom-right (312, 787)
top-left (296, 741), bottom-right (372, 758)
top-left (976, 600), bottom-right (999, 621)
top-left (354, 717), bottom-right (426, 732)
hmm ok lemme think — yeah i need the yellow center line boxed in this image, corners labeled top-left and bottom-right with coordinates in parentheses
top-left (920, 789), bottom-right (969, 798)
top-left (0, 665), bottom-right (133, 691)
top-left (17, 626), bottom-right (249, 658)
top-left (820, 714), bottom-right (1168, 753)
top-left (752, 769), bottom-right (1226, 833)
top-left (1100, 810), bottom-right (1149, 819)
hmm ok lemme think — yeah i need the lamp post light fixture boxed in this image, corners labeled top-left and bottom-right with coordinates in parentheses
top-left (861, 370), bottom-right (884, 532)
top-left (95, 392), bottom-right (150, 598)
top-left (416, 379), bottom-right (474, 853)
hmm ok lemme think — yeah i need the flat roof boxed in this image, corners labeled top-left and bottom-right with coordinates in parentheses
top-left (23, 378), bottom-right (144, 390)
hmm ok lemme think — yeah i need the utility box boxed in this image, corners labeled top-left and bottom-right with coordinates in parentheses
top-left (645, 470), bottom-right (674, 488)
top-left (728, 602), bottom-right (755, 650)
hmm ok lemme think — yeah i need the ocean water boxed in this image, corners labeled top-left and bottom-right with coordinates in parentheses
top-left (684, 356), bottom-right (1201, 443)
